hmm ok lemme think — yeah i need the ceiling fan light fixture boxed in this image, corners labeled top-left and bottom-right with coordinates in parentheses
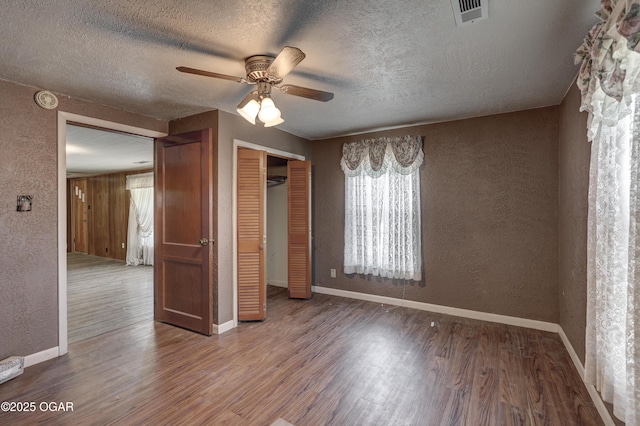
top-left (237, 91), bottom-right (260, 125)
top-left (263, 117), bottom-right (284, 128)
top-left (257, 97), bottom-right (282, 124)
top-left (177, 46), bottom-right (334, 131)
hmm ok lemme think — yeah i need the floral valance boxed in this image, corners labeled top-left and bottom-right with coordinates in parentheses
top-left (340, 136), bottom-right (424, 177)
top-left (575, 0), bottom-right (640, 140)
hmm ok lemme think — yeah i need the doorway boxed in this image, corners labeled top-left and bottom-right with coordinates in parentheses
top-left (266, 155), bottom-right (289, 291)
top-left (57, 111), bottom-right (166, 356)
top-left (65, 123), bottom-right (155, 344)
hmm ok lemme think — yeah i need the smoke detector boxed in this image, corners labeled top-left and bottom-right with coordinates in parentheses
top-left (451, 0), bottom-right (488, 27)
top-left (34, 90), bottom-right (59, 110)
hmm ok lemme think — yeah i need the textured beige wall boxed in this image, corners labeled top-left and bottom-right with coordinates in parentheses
top-left (169, 110), bottom-right (218, 135)
top-left (217, 110), bottom-right (311, 323)
top-left (0, 79), bottom-right (166, 360)
top-left (0, 81), bottom-right (58, 359)
top-left (558, 84), bottom-right (590, 363)
top-left (267, 182), bottom-right (288, 286)
top-left (312, 107), bottom-right (560, 322)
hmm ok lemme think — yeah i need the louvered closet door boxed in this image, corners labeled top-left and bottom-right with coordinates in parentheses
top-left (288, 160), bottom-right (312, 299)
top-left (237, 148), bottom-right (267, 320)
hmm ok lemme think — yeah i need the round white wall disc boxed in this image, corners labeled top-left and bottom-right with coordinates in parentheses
top-left (34, 90), bottom-right (59, 110)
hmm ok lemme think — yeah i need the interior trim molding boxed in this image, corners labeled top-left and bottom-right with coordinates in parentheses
top-left (24, 347), bottom-right (59, 368)
top-left (312, 285), bottom-right (558, 332)
top-left (558, 327), bottom-right (615, 426)
top-left (213, 320), bottom-right (235, 335)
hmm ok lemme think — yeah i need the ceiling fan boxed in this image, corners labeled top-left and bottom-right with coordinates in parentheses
top-left (177, 46), bottom-right (334, 127)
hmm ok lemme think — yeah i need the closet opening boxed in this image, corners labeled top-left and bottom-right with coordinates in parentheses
top-left (266, 155), bottom-right (289, 295)
top-left (234, 140), bottom-right (312, 324)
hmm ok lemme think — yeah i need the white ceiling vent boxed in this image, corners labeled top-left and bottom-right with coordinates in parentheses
top-left (451, 0), bottom-right (488, 27)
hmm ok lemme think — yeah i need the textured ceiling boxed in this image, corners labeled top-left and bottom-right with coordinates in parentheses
top-left (66, 125), bottom-right (153, 177)
top-left (2, 0), bottom-right (598, 140)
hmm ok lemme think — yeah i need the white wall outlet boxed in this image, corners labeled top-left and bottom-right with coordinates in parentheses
top-left (121, 243), bottom-right (125, 248)
top-left (330, 269), bottom-right (336, 278)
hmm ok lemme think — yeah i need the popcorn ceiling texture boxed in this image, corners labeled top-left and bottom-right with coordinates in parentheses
top-left (0, 0), bottom-right (598, 140)
top-left (0, 79), bottom-right (166, 360)
top-left (311, 106), bottom-right (560, 323)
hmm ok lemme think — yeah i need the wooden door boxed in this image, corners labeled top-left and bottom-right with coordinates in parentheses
top-left (287, 161), bottom-right (312, 299)
top-left (237, 148), bottom-right (267, 321)
top-left (155, 129), bottom-right (213, 335)
top-left (72, 178), bottom-right (88, 253)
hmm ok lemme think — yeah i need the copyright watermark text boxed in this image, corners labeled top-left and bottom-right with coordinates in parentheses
top-left (1, 401), bottom-right (74, 412)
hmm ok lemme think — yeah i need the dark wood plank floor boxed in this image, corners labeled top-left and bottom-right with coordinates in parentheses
top-left (67, 252), bottom-right (153, 343)
top-left (1, 286), bottom-right (602, 425)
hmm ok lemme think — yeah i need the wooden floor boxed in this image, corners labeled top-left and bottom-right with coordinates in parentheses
top-left (67, 252), bottom-right (153, 343)
top-left (1, 286), bottom-right (601, 425)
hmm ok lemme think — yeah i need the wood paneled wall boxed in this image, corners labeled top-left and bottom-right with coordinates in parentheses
top-left (68, 169), bottom-right (151, 261)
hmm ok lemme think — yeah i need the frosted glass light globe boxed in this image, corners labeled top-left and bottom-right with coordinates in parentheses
top-left (258, 98), bottom-right (281, 123)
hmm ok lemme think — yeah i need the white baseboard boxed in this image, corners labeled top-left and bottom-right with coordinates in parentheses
top-left (24, 347), bottom-right (59, 368)
top-left (268, 280), bottom-right (288, 289)
top-left (311, 285), bottom-right (558, 332)
top-left (213, 320), bottom-right (235, 335)
top-left (558, 327), bottom-right (615, 426)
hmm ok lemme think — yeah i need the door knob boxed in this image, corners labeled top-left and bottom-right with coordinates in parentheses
top-left (199, 238), bottom-right (208, 246)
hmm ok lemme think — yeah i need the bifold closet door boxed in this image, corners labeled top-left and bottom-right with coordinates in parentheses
top-left (237, 148), bottom-right (267, 320)
top-left (287, 160), bottom-right (312, 299)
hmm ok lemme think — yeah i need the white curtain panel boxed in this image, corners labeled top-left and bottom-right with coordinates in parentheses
top-left (126, 172), bottom-right (154, 266)
top-left (586, 98), bottom-right (640, 424)
top-left (576, 2), bottom-right (640, 422)
top-left (342, 136), bottom-right (423, 281)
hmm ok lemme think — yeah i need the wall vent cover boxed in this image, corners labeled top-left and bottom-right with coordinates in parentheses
top-left (34, 90), bottom-right (59, 110)
top-left (451, 0), bottom-right (488, 26)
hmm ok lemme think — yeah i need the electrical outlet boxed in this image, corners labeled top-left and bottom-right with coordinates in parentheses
top-left (330, 269), bottom-right (336, 278)
top-left (121, 243), bottom-right (125, 248)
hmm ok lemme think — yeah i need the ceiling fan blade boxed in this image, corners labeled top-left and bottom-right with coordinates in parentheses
top-left (279, 84), bottom-right (334, 102)
top-left (176, 66), bottom-right (245, 83)
top-left (266, 46), bottom-right (306, 80)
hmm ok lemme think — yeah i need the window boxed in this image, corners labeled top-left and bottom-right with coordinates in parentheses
top-left (341, 136), bottom-right (423, 281)
top-left (126, 172), bottom-right (154, 266)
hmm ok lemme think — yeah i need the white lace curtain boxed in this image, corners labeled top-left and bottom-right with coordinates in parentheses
top-left (575, 1), bottom-right (640, 423)
top-left (126, 172), bottom-right (154, 266)
top-left (341, 136), bottom-right (423, 281)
